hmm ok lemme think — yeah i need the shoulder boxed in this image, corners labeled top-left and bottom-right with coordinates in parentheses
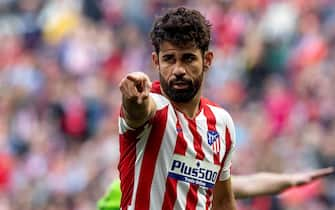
top-left (150, 92), bottom-right (170, 110)
top-left (202, 98), bottom-right (233, 123)
top-left (150, 80), bottom-right (161, 94)
top-left (149, 80), bottom-right (171, 110)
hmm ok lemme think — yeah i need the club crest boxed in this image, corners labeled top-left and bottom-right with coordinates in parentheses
top-left (207, 130), bottom-right (220, 153)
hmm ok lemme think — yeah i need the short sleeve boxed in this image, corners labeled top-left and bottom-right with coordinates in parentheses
top-left (118, 92), bottom-right (169, 135)
top-left (219, 113), bottom-right (236, 181)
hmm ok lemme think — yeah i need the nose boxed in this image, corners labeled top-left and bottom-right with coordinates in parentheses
top-left (172, 62), bottom-right (186, 77)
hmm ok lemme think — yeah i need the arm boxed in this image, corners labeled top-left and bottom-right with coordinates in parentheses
top-left (232, 167), bottom-right (334, 199)
top-left (212, 113), bottom-right (237, 209)
top-left (212, 178), bottom-right (237, 210)
top-left (119, 72), bottom-right (156, 128)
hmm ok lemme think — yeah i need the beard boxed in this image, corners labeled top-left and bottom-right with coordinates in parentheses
top-left (160, 71), bottom-right (203, 103)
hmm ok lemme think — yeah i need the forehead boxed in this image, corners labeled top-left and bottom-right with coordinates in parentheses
top-left (159, 41), bottom-right (202, 55)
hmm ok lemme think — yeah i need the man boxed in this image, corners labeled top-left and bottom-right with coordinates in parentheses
top-left (118, 7), bottom-right (236, 210)
top-left (97, 167), bottom-right (334, 209)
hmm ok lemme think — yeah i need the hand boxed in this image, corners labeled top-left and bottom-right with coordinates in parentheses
top-left (290, 167), bottom-right (334, 187)
top-left (119, 72), bottom-right (152, 104)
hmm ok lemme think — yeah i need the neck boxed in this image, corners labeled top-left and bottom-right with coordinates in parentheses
top-left (170, 93), bottom-right (202, 119)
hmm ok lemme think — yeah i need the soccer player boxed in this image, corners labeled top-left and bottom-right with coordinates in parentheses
top-left (97, 167), bottom-right (334, 209)
top-left (118, 7), bottom-right (236, 210)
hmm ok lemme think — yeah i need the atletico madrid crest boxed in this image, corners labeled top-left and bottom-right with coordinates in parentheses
top-left (207, 130), bottom-right (220, 153)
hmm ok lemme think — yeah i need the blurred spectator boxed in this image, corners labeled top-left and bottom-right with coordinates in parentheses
top-left (0, 0), bottom-right (334, 209)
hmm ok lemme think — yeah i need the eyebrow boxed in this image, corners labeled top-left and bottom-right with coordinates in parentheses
top-left (161, 54), bottom-right (174, 59)
top-left (182, 53), bottom-right (196, 57)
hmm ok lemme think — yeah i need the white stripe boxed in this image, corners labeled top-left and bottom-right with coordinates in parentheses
top-left (196, 187), bottom-right (208, 210)
top-left (118, 117), bottom-right (135, 134)
top-left (151, 92), bottom-right (170, 109)
top-left (149, 105), bottom-right (177, 210)
top-left (174, 182), bottom-right (189, 209)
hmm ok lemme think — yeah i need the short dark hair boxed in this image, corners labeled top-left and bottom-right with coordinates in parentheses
top-left (150, 7), bottom-right (212, 54)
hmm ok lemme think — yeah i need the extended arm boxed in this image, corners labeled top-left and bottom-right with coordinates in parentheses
top-left (212, 178), bottom-right (237, 210)
top-left (119, 72), bottom-right (156, 128)
top-left (232, 167), bottom-right (334, 199)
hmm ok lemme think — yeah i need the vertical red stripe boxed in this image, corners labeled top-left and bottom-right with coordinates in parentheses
top-left (174, 120), bottom-right (188, 155)
top-left (215, 126), bottom-right (233, 186)
top-left (134, 107), bottom-right (169, 210)
top-left (119, 110), bottom-right (149, 209)
top-left (161, 113), bottom-right (188, 209)
top-left (205, 190), bottom-right (212, 210)
top-left (119, 132), bottom-right (136, 209)
top-left (214, 126), bottom-right (233, 186)
top-left (203, 106), bottom-right (220, 165)
top-left (161, 178), bottom-right (178, 210)
top-left (222, 126), bottom-right (232, 169)
top-left (185, 185), bottom-right (199, 210)
top-left (188, 119), bottom-right (205, 160)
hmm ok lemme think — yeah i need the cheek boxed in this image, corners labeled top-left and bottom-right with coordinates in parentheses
top-left (189, 64), bottom-right (203, 76)
top-left (158, 67), bottom-right (171, 82)
top-left (159, 65), bottom-right (173, 77)
top-left (159, 62), bottom-right (174, 71)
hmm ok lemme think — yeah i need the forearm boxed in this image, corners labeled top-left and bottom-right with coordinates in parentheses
top-left (122, 94), bottom-right (150, 119)
top-left (212, 198), bottom-right (236, 210)
top-left (233, 173), bottom-right (292, 199)
top-left (122, 95), bottom-right (154, 128)
top-left (119, 72), bottom-right (155, 128)
top-left (233, 167), bottom-right (335, 199)
top-left (212, 178), bottom-right (237, 210)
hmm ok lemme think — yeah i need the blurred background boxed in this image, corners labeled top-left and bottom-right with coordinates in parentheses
top-left (0, 0), bottom-right (334, 209)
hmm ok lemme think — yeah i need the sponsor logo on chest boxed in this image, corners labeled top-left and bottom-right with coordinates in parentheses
top-left (168, 154), bottom-right (220, 189)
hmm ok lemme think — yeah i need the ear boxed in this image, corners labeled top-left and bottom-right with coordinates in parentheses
top-left (203, 51), bottom-right (213, 72)
top-left (152, 52), bottom-right (159, 71)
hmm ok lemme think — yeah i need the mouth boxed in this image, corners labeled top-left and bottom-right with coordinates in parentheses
top-left (171, 81), bottom-right (190, 90)
top-left (173, 83), bottom-right (189, 89)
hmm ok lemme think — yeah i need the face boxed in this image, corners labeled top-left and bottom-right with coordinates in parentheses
top-left (152, 41), bottom-right (213, 103)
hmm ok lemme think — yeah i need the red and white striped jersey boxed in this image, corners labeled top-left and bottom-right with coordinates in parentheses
top-left (118, 81), bottom-right (236, 210)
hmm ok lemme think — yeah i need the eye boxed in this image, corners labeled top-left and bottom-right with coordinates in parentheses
top-left (162, 54), bottom-right (175, 63)
top-left (183, 54), bottom-right (196, 63)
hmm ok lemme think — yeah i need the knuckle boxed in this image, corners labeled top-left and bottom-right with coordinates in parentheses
top-left (119, 79), bottom-right (125, 87)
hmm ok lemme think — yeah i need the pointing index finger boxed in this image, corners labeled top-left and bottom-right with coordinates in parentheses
top-left (126, 75), bottom-right (140, 83)
top-left (310, 167), bottom-right (334, 180)
top-left (126, 74), bottom-right (145, 92)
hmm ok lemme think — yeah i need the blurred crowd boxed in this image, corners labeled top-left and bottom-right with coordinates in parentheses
top-left (0, 0), bottom-right (334, 209)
